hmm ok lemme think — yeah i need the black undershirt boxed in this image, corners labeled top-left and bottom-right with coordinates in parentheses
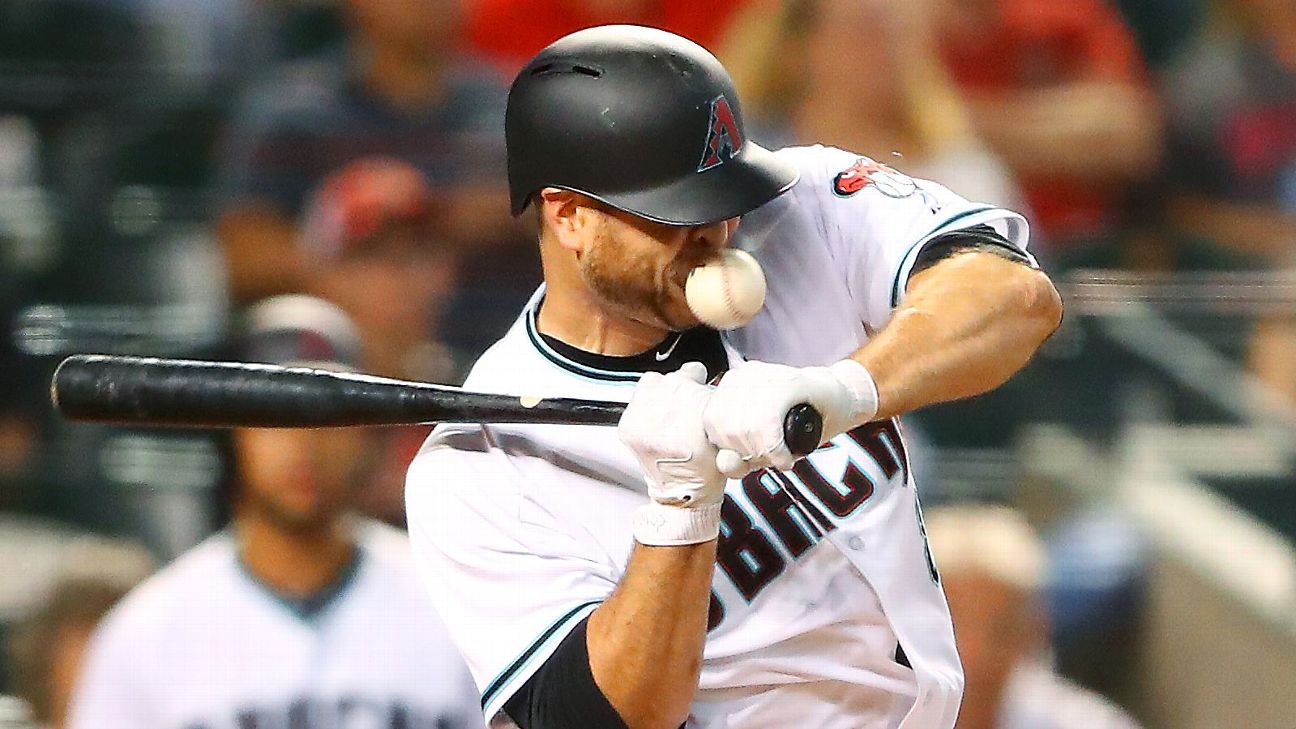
top-left (910, 224), bottom-right (1031, 276)
top-left (502, 618), bottom-right (631, 729)
top-left (538, 324), bottom-right (730, 382)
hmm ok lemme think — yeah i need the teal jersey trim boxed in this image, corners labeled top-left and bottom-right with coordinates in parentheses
top-left (236, 541), bottom-right (363, 623)
top-left (480, 600), bottom-right (603, 713)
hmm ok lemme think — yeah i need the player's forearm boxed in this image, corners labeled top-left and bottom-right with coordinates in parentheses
top-left (586, 541), bottom-right (717, 729)
top-left (854, 252), bottom-right (1063, 420)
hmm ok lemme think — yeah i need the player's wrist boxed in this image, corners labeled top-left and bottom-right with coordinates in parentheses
top-left (827, 359), bottom-right (880, 425)
top-left (632, 502), bottom-right (722, 546)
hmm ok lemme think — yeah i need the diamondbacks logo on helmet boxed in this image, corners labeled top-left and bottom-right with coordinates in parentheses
top-left (697, 95), bottom-right (743, 172)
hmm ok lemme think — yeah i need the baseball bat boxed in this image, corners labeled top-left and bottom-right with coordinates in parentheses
top-left (50, 355), bottom-right (825, 455)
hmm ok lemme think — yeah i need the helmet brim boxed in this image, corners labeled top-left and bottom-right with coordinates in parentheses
top-left (575, 142), bottom-right (800, 226)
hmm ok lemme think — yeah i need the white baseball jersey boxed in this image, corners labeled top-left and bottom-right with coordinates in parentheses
top-left (68, 521), bottom-right (484, 729)
top-left (405, 144), bottom-right (1031, 729)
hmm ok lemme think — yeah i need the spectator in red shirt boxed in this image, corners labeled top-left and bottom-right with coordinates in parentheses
top-left (936, 0), bottom-right (1162, 255)
top-left (722, 0), bottom-right (1022, 210)
top-left (465, 0), bottom-right (749, 73)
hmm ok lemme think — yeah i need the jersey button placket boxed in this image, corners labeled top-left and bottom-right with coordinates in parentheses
top-left (846, 536), bottom-right (864, 551)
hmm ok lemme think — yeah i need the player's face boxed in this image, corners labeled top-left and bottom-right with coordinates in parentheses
top-left (233, 427), bottom-right (371, 531)
top-left (580, 204), bottom-right (740, 331)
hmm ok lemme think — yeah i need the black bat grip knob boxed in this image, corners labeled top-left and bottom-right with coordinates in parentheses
top-left (783, 403), bottom-right (824, 457)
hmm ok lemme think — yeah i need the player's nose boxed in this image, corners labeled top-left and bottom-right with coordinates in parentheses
top-left (691, 217), bottom-right (736, 252)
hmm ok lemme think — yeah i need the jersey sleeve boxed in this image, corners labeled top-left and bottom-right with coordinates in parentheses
top-left (805, 145), bottom-right (1032, 331)
top-left (405, 430), bottom-right (630, 725)
top-left (65, 604), bottom-right (154, 729)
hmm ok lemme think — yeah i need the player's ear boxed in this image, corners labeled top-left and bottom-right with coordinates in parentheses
top-left (538, 188), bottom-right (592, 254)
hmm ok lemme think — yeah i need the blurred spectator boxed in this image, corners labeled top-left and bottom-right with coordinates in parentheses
top-left (0, 0), bottom-right (151, 115)
top-left (722, 0), bottom-right (1021, 208)
top-left (67, 295), bottom-right (483, 729)
top-left (1110, 0), bottom-right (1207, 70)
top-left (925, 505), bottom-right (1143, 729)
top-left (299, 159), bottom-right (456, 522)
top-left (935, 0), bottom-right (1162, 257)
top-left (1162, 0), bottom-right (1296, 404)
top-left (1028, 183), bottom-right (1290, 431)
top-left (6, 538), bottom-right (154, 729)
top-left (215, 0), bottom-right (518, 304)
top-left (104, 0), bottom-right (346, 95)
top-left (300, 157), bottom-right (458, 381)
top-left (1163, 0), bottom-right (1296, 263)
top-left (465, 0), bottom-right (750, 74)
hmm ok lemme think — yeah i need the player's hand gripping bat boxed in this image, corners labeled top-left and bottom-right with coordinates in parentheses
top-left (50, 355), bottom-right (826, 457)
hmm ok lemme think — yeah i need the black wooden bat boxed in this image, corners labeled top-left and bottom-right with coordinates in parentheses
top-left (51, 355), bottom-right (825, 456)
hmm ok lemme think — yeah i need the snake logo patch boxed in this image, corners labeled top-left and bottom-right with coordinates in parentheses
top-left (832, 158), bottom-right (918, 199)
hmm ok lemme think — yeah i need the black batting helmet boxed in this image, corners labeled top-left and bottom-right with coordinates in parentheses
top-left (506, 25), bottom-right (799, 226)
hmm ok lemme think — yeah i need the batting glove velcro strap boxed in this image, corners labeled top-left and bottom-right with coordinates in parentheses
top-left (632, 502), bottom-right (723, 546)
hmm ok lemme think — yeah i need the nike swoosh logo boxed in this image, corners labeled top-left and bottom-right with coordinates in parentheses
top-left (654, 334), bottom-right (683, 361)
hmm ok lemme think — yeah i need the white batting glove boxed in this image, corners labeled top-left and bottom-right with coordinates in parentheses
top-left (618, 362), bottom-right (727, 546)
top-left (703, 359), bottom-right (879, 477)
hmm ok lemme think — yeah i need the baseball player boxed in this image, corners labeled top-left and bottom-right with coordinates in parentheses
top-left (405, 25), bottom-right (1063, 729)
top-left (68, 296), bottom-right (484, 729)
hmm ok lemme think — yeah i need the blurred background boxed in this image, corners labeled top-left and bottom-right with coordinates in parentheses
top-left (0, 0), bottom-right (1293, 727)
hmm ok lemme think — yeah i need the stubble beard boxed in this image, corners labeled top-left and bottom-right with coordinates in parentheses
top-left (581, 227), bottom-right (684, 331)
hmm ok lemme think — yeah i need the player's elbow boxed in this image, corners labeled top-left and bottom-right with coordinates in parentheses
top-left (599, 665), bottom-right (699, 729)
top-left (1017, 267), bottom-right (1064, 345)
top-left (977, 266), bottom-right (1063, 390)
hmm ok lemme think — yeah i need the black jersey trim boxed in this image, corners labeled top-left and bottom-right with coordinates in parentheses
top-left (524, 303), bottom-right (642, 383)
top-left (235, 540), bottom-right (363, 623)
top-left (481, 600), bottom-right (603, 713)
top-left (524, 296), bottom-right (729, 383)
top-left (889, 206), bottom-right (1007, 306)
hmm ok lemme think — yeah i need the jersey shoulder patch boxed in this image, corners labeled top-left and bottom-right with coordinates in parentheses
top-left (831, 157), bottom-right (918, 199)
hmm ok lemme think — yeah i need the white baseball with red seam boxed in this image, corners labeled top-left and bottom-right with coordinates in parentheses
top-left (685, 248), bottom-right (767, 330)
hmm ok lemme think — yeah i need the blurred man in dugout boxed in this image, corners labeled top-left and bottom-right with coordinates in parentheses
top-left (299, 157), bottom-right (458, 523)
top-left (215, 0), bottom-right (524, 304)
top-left (66, 296), bottom-right (482, 729)
top-left (6, 539), bottom-right (154, 729)
top-left (924, 506), bottom-right (1143, 729)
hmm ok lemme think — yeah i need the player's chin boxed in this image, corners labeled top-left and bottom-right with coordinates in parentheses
top-left (659, 289), bottom-right (700, 331)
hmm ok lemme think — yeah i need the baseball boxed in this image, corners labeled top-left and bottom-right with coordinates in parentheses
top-left (685, 248), bottom-right (767, 330)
